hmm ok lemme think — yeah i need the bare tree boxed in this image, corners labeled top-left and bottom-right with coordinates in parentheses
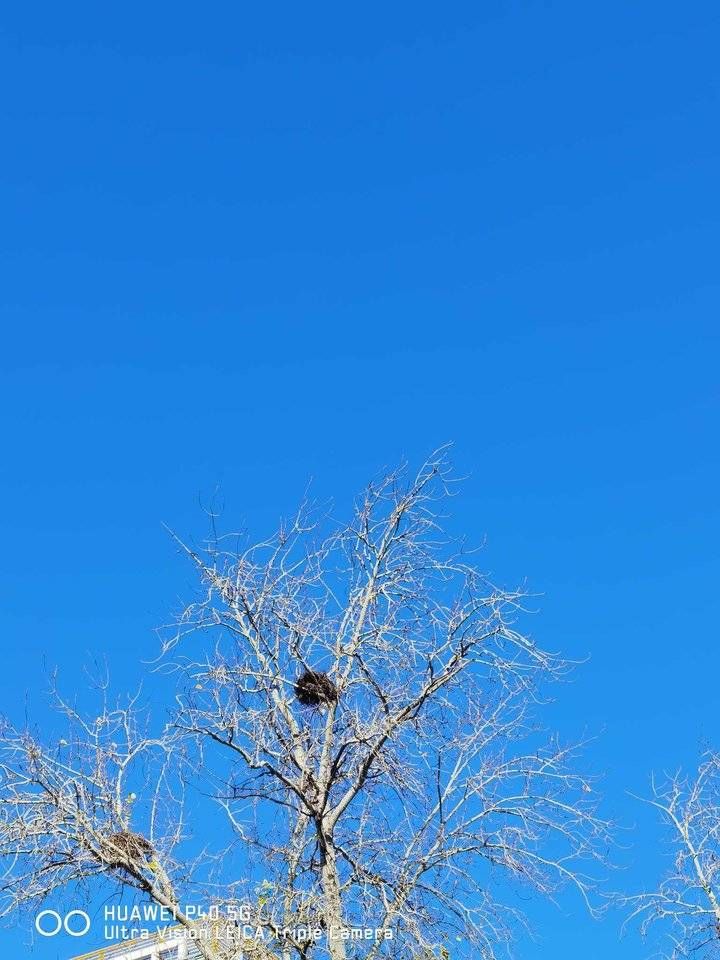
top-left (0, 677), bottom-right (220, 953)
top-left (1, 452), bottom-right (610, 960)
top-left (625, 751), bottom-right (720, 959)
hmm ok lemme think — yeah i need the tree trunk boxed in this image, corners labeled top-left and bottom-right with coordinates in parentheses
top-left (319, 832), bottom-right (346, 960)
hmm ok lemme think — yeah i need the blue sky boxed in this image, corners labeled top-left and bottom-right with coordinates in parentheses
top-left (1, 2), bottom-right (719, 957)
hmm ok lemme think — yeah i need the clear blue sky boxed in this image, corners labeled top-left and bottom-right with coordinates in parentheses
top-left (1, 3), bottom-right (719, 958)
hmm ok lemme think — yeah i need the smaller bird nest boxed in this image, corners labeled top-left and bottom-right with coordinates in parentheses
top-left (103, 830), bottom-right (153, 864)
top-left (294, 670), bottom-right (337, 707)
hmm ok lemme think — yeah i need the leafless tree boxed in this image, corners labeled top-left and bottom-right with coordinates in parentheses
top-left (0, 677), bottom-right (217, 950)
top-left (625, 751), bottom-right (720, 959)
top-left (1, 452), bottom-right (610, 960)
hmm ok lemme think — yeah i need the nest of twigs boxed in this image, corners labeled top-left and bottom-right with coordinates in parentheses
top-left (294, 670), bottom-right (337, 707)
top-left (103, 830), bottom-right (153, 865)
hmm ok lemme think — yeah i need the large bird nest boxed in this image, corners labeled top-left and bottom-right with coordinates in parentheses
top-left (294, 670), bottom-right (337, 707)
top-left (102, 830), bottom-right (154, 866)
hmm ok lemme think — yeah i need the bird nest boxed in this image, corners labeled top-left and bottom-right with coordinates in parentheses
top-left (102, 830), bottom-right (153, 865)
top-left (294, 670), bottom-right (337, 707)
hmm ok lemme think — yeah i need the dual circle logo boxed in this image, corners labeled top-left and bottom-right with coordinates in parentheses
top-left (35, 910), bottom-right (91, 937)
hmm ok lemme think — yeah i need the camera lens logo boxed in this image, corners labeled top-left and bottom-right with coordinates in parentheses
top-left (35, 909), bottom-right (91, 937)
